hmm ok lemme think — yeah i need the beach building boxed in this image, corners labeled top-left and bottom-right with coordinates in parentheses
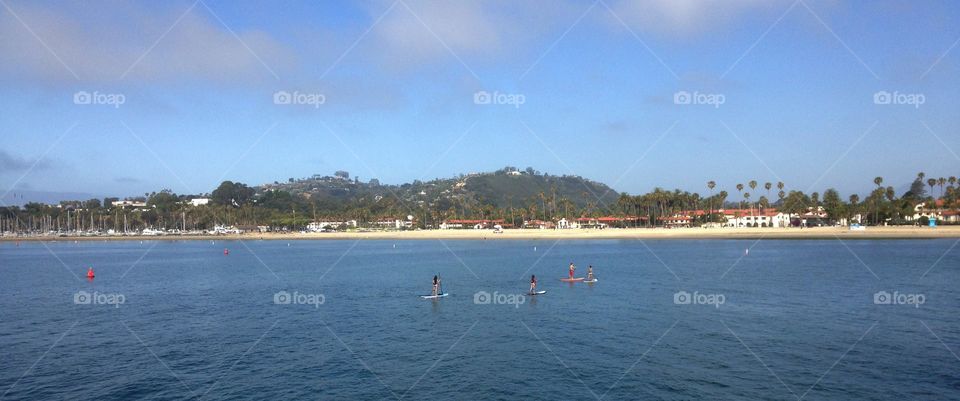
top-left (716, 208), bottom-right (792, 228)
top-left (188, 198), bottom-right (210, 207)
top-left (658, 214), bottom-right (693, 228)
top-left (574, 216), bottom-right (645, 228)
top-left (440, 219), bottom-right (504, 229)
top-left (523, 220), bottom-right (555, 229)
top-left (371, 219), bottom-right (413, 230)
top-left (912, 200), bottom-right (956, 223)
top-left (557, 218), bottom-right (575, 229)
top-left (942, 210), bottom-right (959, 223)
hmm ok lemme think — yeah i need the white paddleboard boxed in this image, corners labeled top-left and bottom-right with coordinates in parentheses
top-left (528, 291), bottom-right (546, 295)
top-left (583, 279), bottom-right (598, 283)
top-left (420, 293), bottom-right (448, 299)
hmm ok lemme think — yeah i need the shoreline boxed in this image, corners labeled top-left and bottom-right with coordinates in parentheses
top-left (2, 226), bottom-right (958, 241)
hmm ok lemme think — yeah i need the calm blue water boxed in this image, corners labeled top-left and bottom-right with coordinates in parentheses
top-left (1, 239), bottom-right (959, 400)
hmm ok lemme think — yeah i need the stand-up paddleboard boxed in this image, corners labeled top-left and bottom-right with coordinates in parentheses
top-left (420, 293), bottom-right (448, 299)
top-left (583, 278), bottom-right (598, 283)
top-left (528, 290), bottom-right (546, 295)
top-left (561, 277), bottom-right (585, 282)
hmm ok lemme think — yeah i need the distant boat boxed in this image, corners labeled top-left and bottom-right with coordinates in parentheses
top-left (141, 228), bottom-right (164, 236)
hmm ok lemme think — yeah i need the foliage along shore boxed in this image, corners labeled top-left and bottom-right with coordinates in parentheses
top-left (1, 168), bottom-right (957, 234)
top-left (3, 226), bottom-right (960, 241)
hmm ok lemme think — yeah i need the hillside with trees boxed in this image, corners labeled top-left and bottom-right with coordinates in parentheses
top-left (0, 169), bottom-right (956, 233)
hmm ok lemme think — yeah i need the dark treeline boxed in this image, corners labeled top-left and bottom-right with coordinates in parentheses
top-left (0, 172), bottom-right (957, 233)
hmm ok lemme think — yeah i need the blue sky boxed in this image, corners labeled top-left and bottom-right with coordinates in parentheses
top-left (1, 0), bottom-right (958, 203)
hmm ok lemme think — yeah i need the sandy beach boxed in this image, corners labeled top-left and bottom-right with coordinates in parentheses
top-left (3, 226), bottom-right (959, 241)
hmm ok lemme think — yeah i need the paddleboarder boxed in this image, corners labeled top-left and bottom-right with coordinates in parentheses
top-left (568, 262), bottom-right (575, 279)
top-left (432, 275), bottom-right (441, 296)
top-left (587, 265), bottom-right (594, 281)
top-left (529, 274), bottom-right (537, 294)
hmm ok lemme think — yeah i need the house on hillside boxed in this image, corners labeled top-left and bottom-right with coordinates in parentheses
top-left (112, 200), bottom-right (147, 209)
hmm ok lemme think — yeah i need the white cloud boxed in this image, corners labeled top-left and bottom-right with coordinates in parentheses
top-left (605, 0), bottom-right (793, 38)
top-left (362, 0), bottom-right (579, 70)
top-left (0, 2), bottom-right (295, 85)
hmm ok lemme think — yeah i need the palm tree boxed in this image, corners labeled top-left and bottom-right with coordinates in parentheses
top-left (707, 181), bottom-right (716, 220)
top-left (539, 192), bottom-right (546, 220)
top-left (950, 176), bottom-right (957, 188)
top-left (927, 178), bottom-right (937, 198)
top-left (764, 182), bottom-right (772, 203)
top-left (873, 177), bottom-right (883, 225)
top-left (743, 192), bottom-right (751, 226)
top-left (885, 186), bottom-right (896, 220)
top-left (938, 177), bottom-right (946, 197)
top-left (736, 183), bottom-right (744, 209)
top-left (849, 194), bottom-right (860, 223)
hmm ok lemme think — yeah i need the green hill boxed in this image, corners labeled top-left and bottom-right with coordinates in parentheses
top-left (258, 167), bottom-right (622, 213)
top-left (463, 172), bottom-right (619, 208)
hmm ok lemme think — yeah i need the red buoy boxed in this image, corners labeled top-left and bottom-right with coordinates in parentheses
top-left (86, 267), bottom-right (95, 279)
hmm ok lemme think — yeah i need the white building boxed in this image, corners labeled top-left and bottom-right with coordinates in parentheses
top-left (307, 220), bottom-right (358, 231)
top-left (720, 209), bottom-right (793, 228)
top-left (188, 198), bottom-right (210, 207)
top-left (112, 200), bottom-right (147, 208)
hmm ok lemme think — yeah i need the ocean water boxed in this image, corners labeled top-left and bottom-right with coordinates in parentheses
top-left (1, 239), bottom-right (958, 400)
